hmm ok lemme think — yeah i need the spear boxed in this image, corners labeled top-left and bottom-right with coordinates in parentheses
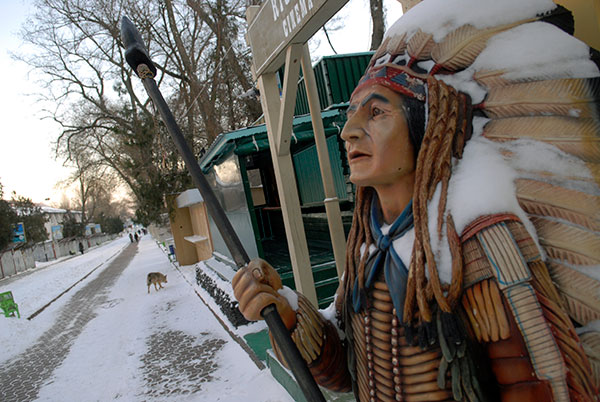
top-left (120, 16), bottom-right (325, 402)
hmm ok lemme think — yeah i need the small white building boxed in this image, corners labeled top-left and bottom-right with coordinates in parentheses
top-left (40, 206), bottom-right (83, 240)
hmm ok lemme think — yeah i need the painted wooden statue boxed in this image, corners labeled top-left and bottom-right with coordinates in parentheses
top-left (233, 0), bottom-right (600, 400)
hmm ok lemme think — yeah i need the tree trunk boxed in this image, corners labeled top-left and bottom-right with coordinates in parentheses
top-left (370, 0), bottom-right (385, 50)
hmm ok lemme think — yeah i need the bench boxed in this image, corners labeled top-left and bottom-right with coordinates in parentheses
top-left (0, 291), bottom-right (20, 318)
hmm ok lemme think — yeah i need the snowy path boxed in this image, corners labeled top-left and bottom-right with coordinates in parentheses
top-left (0, 235), bottom-right (292, 402)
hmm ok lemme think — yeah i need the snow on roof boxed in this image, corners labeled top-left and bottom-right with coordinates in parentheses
top-left (39, 206), bottom-right (82, 214)
top-left (40, 206), bottom-right (67, 214)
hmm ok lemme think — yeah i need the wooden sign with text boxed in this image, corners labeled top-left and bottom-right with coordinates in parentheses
top-left (247, 0), bottom-right (348, 76)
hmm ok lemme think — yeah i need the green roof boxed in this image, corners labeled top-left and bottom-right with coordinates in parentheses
top-left (199, 52), bottom-right (373, 172)
top-left (292, 51), bottom-right (373, 115)
top-left (199, 108), bottom-right (346, 172)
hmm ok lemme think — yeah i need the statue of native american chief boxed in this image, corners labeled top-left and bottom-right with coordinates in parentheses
top-left (233, 0), bottom-right (600, 400)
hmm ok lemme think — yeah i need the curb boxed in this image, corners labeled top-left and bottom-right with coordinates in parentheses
top-left (26, 241), bottom-right (130, 320)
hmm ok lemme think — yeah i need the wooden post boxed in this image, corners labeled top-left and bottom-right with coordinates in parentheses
top-left (301, 45), bottom-right (347, 278)
top-left (257, 45), bottom-right (318, 306)
top-left (245, 0), bottom-right (349, 307)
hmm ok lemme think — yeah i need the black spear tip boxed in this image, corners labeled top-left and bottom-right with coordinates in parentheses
top-left (120, 16), bottom-right (157, 78)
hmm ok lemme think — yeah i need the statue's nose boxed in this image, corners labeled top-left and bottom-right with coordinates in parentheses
top-left (341, 116), bottom-right (366, 143)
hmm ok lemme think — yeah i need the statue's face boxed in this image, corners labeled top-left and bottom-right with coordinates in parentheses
top-left (342, 84), bottom-right (415, 189)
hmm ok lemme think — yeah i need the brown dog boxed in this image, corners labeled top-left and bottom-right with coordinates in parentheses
top-left (147, 272), bottom-right (168, 293)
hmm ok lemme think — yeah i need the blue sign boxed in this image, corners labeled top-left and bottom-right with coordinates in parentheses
top-left (51, 225), bottom-right (63, 240)
top-left (12, 222), bottom-right (26, 243)
top-left (85, 223), bottom-right (96, 236)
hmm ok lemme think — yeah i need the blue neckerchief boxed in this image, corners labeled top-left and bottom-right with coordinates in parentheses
top-left (352, 197), bottom-right (414, 321)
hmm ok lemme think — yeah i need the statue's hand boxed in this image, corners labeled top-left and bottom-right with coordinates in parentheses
top-left (232, 258), bottom-right (297, 330)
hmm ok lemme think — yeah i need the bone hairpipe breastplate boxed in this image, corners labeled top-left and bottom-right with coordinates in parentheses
top-left (351, 276), bottom-right (453, 402)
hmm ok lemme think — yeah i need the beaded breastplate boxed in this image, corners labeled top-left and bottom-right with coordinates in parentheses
top-left (350, 276), bottom-right (454, 402)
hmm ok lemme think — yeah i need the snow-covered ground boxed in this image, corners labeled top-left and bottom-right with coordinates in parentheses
top-left (0, 235), bottom-right (292, 402)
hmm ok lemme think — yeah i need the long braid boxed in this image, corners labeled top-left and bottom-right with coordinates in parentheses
top-left (422, 78), bottom-right (452, 318)
top-left (445, 94), bottom-right (471, 306)
top-left (356, 189), bottom-right (373, 301)
top-left (343, 193), bottom-right (360, 307)
top-left (446, 214), bottom-right (463, 305)
top-left (404, 77), bottom-right (443, 322)
top-left (344, 187), bottom-right (374, 309)
top-left (433, 87), bottom-right (458, 236)
top-left (404, 78), bottom-right (469, 323)
top-left (423, 80), bottom-right (456, 313)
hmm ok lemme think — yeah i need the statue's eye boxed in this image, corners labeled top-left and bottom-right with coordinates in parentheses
top-left (372, 107), bottom-right (384, 117)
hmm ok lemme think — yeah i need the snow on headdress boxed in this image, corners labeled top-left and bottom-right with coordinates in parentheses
top-left (359, 0), bottom-right (600, 320)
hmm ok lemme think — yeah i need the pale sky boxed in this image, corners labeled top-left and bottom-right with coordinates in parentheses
top-left (0, 0), bottom-right (403, 205)
top-left (0, 0), bottom-right (71, 205)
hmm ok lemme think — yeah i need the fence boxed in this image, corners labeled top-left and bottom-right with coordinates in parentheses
top-left (0, 233), bottom-right (115, 281)
top-left (0, 248), bottom-right (35, 279)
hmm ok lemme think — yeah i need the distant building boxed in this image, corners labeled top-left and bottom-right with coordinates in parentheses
top-left (85, 223), bottom-right (102, 236)
top-left (40, 207), bottom-right (83, 240)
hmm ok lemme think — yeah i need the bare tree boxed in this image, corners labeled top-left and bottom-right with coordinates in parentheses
top-left (185, 0), bottom-right (262, 125)
top-left (370, 0), bottom-right (386, 50)
top-left (58, 194), bottom-right (73, 211)
top-left (67, 153), bottom-right (115, 224)
top-left (17, 0), bottom-right (260, 224)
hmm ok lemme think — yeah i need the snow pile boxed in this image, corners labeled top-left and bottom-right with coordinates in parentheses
top-left (386, 0), bottom-right (556, 41)
top-left (278, 286), bottom-right (299, 310)
top-left (470, 22), bottom-right (599, 81)
top-left (448, 138), bottom-right (519, 233)
top-left (497, 139), bottom-right (594, 182)
top-left (576, 320), bottom-right (600, 335)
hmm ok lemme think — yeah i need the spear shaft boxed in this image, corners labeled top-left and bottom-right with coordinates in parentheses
top-left (138, 65), bottom-right (249, 267)
top-left (120, 16), bottom-right (325, 402)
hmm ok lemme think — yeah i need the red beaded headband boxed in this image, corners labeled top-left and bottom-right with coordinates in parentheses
top-left (352, 64), bottom-right (427, 102)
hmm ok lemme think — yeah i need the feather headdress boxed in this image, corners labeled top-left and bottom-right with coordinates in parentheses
top-left (348, 0), bottom-right (600, 387)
